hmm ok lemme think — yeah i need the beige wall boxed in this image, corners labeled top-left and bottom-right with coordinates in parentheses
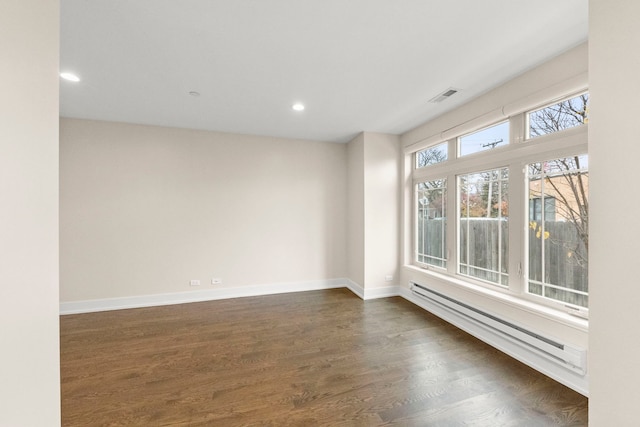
top-left (363, 133), bottom-right (400, 288)
top-left (0, 1), bottom-right (61, 424)
top-left (347, 132), bottom-right (401, 291)
top-left (60, 119), bottom-right (347, 302)
top-left (402, 43), bottom-right (588, 147)
top-left (589, 0), bottom-right (640, 424)
top-left (347, 133), bottom-right (365, 286)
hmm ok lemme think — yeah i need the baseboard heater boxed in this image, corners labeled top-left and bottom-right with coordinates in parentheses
top-left (410, 282), bottom-right (587, 376)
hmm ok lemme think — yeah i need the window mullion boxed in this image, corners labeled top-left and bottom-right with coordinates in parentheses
top-left (507, 160), bottom-right (525, 295)
top-left (511, 112), bottom-right (526, 145)
top-left (447, 171), bottom-right (457, 276)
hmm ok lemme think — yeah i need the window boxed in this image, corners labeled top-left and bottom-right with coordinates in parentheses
top-left (411, 92), bottom-right (589, 312)
top-left (416, 179), bottom-right (446, 268)
top-left (528, 93), bottom-right (589, 139)
top-left (416, 141), bottom-right (447, 168)
top-left (459, 121), bottom-right (509, 156)
top-left (527, 155), bottom-right (589, 307)
top-left (529, 197), bottom-right (556, 222)
top-left (458, 168), bottom-right (509, 286)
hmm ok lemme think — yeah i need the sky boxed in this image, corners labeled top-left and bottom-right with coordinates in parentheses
top-left (459, 121), bottom-right (510, 156)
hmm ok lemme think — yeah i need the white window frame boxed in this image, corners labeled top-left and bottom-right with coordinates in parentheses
top-left (411, 93), bottom-right (588, 316)
top-left (457, 166), bottom-right (510, 287)
top-left (415, 178), bottom-right (447, 268)
top-left (526, 92), bottom-right (589, 140)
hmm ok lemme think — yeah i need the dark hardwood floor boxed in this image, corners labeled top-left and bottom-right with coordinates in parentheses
top-left (60, 289), bottom-right (587, 426)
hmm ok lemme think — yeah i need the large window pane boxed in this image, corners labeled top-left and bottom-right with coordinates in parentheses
top-left (458, 168), bottom-right (509, 285)
top-left (416, 142), bottom-right (448, 168)
top-left (459, 121), bottom-right (509, 157)
top-left (528, 93), bottom-right (589, 139)
top-left (527, 155), bottom-right (588, 307)
top-left (416, 179), bottom-right (446, 268)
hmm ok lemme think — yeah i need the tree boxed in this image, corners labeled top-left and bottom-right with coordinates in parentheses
top-left (417, 144), bottom-right (448, 219)
top-left (529, 94), bottom-right (589, 137)
top-left (528, 94), bottom-right (589, 268)
top-left (416, 143), bottom-right (447, 168)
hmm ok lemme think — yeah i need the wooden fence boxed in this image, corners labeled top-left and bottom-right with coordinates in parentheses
top-left (417, 218), bottom-right (588, 306)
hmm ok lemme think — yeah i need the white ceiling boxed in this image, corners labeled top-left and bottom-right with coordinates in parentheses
top-left (60, 0), bottom-right (588, 143)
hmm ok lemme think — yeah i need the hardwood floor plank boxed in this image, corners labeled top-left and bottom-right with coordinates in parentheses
top-left (60, 289), bottom-right (587, 426)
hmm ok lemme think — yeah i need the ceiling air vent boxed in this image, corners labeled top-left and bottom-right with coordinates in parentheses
top-left (429, 87), bottom-right (460, 103)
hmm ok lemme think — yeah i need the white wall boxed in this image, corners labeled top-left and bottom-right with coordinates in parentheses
top-left (347, 133), bottom-right (365, 287)
top-left (0, 1), bottom-right (61, 425)
top-left (403, 43), bottom-right (588, 149)
top-left (363, 133), bottom-right (400, 289)
top-left (589, 1), bottom-right (640, 424)
top-left (347, 132), bottom-right (400, 294)
top-left (60, 118), bottom-right (347, 302)
top-left (400, 44), bottom-right (589, 351)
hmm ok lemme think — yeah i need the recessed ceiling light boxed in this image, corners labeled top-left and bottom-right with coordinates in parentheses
top-left (292, 103), bottom-right (305, 112)
top-left (60, 72), bottom-right (80, 82)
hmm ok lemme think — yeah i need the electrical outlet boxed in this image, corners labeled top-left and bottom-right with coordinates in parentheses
top-left (211, 278), bottom-right (222, 285)
top-left (189, 279), bottom-right (201, 287)
top-left (385, 275), bottom-right (393, 282)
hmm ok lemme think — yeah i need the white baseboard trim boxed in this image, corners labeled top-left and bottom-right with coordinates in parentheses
top-left (344, 280), bottom-right (399, 300)
top-left (345, 279), bottom-right (365, 299)
top-left (398, 287), bottom-right (588, 396)
top-left (60, 278), bottom-right (348, 315)
top-left (364, 285), bottom-right (400, 300)
top-left (60, 279), bottom-right (402, 315)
